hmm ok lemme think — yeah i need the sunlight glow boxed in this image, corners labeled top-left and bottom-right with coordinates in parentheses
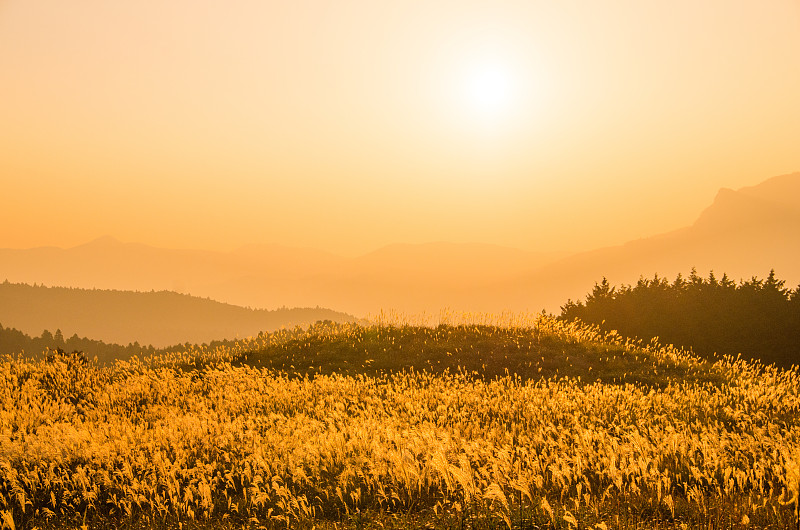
top-left (462, 63), bottom-right (515, 118)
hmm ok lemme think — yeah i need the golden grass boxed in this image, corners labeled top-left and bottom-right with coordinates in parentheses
top-left (1, 314), bottom-right (798, 529)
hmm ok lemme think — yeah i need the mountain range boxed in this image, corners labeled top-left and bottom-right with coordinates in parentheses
top-left (1, 171), bottom-right (798, 322)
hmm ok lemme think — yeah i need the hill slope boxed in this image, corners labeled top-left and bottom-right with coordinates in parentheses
top-left (0, 281), bottom-right (356, 348)
top-left (495, 171), bottom-right (800, 312)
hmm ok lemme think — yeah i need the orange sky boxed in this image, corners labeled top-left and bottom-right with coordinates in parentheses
top-left (2, 1), bottom-right (799, 256)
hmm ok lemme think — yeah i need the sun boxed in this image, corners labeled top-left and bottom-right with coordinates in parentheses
top-left (444, 52), bottom-right (526, 134)
top-left (425, 40), bottom-right (545, 144)
top-left (461, 63), bottom-right (515, 119)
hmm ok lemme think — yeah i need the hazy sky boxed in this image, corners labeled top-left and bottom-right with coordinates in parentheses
top-left (2, 1), bottom-right (799, 255)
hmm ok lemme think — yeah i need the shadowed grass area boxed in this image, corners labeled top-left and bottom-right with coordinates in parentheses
top-left (234, 321), bottom-right (725, 389)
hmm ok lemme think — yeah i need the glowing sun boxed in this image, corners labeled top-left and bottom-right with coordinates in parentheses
top-left (462, 63), bottom-right (514, 117)
top-left (428, 42), bottom-right (542, 140)
top-left (448, 54), bottom-right (525, 133)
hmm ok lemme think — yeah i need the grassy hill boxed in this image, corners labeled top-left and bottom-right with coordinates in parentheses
top-left (2, 315), bottom-right (798, 529)
top-left (233, 319), bottom-right (725, 389)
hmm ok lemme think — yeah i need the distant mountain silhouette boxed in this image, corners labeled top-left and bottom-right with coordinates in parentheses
top-left (0, 172), bottom-right (798, 315)
top-left (0, 238), bottom-right (562, 316)
top-left (0, 282), bottom-right (356, 348)
top-left (493, 171), bottom-right (800, 312)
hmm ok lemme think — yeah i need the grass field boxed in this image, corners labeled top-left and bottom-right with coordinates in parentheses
top-left (2, 315), bottom-right (799, 529)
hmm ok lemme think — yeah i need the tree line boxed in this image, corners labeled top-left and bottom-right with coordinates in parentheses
top-left (0, 324), bottom-right (160, 363)
top-left (560, 269), bottom-right (800, 368)
top-left (0, 323), bottom-right (295, 364)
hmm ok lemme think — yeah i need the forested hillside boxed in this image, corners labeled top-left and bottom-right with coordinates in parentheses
top-left (560, 269), bottom-right (800, 367)
top-left (0, 281), bottom-right (356, 347)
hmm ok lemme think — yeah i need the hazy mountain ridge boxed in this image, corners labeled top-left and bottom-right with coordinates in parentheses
top-left (0, 282), bottom-right (356, 348)
top-left (693, 186), bottom-right (800, 234)
top-left (493, 172), bottom-right (800, 312)
top-left (735, 171), bottom-right (800, 207)
top-left (0, 172), bottom-right (798, 316)
top-left (0, 237), bottom-right (564, 315)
